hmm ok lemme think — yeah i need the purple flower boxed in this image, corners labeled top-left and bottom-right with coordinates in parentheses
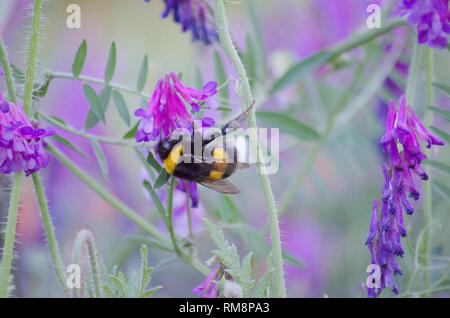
top-left (366, 95), bottom-right (444, 297)
top-left (0, 92), bottom-right (54, 176)
top-left (398, 0), bottom-right (450, 49)
top-left (144, 0), bottom-right (218, 45)
top-left (134, 72), bottom-right (216, 143)
top-left (192, 264), bottom-right (221, 298)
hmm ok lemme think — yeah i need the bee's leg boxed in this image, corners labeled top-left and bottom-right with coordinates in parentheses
top-left (221, 101), bottom-right (255, 134)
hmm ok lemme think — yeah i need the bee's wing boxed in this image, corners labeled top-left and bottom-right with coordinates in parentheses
top-left (198, 179), bottom-right (240, 194)
top-left (221, 101), bottom-right (255, 133)
top-left (235, 163), bottom-right (250, 170)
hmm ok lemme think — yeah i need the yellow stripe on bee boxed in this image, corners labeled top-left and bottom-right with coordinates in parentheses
top-left (209, 148), bottom-right (227, 180)
top-left (163, 144), bottom-right (183, 174)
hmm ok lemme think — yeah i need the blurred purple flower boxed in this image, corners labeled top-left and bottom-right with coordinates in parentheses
top-left (366, 95), bottom-right (444, 297)
top-left (134, 72), bottom-right (217, 142)
top-left (0, 92), bottom-right (54, 176)
top-left (144, 0), bottom-right (218, 45)
top-left (192, 263), bottom-right (220, 297)
top-left (398, 0), bottom-right (450, 49)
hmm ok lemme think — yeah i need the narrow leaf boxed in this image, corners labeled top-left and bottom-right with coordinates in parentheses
top-left (433, 181), bottom-right (450, 202)
top-left (433, 83), bottom-right (450, 97)
top-left (253, 270), bottom-right (273, 298)
top-left (137, 54), bottom-right (148, 92)
top-left (257, 111), bottom-right (321, 141)
top-left (90, 139), bottom-right (109, 180)
top-left (146, 151), bottom-right (163, 172)
top-left (430, 126), bottom-right (450, 144)
top-left (153, 169), bottom-right (170, 189)
top-left (123, 120), bottom-right (140, 139)
top-left (423, 160), bottom-right (450, 177)
top-left (83, 84), bottom-right (105, 124)
top-left (105, 42), bottom-right (117, 83)
top-left (282, 250), bottom-right (303, 268)
top-left (221, 194), bottom-right (244, 223)
top-left (214, 51), bottom-right (228, 105)
top-left (270, 51), bottom-right (331, 94)
top-left (72, 39), bottom-right (87, 77)
top-left (50, 134), bottom-right (87, 157)
top-left (112, 90), bottom-right (130, 126)
top-left (142, 181), bottom-right (168, 226)
top-left (427, 106), bottom-right (450, 122)
top-left (245, 35), bottom-right (257, 88)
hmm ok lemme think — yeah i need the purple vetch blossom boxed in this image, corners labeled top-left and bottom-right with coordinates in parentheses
top-left (366, 95), bottom-right (444, 297)
top-left (135, 72), bottom-right (217, 215)
top-left (0, 92), bottom-right (54, 176)
top-left (134, 72), bottom-right (217, 143)
top-left (192, 263), bottom-right (221, 298)
top-left (398, 0), bottom-right (450, 49)
top-left (143, 0), bottom-right (218, 45)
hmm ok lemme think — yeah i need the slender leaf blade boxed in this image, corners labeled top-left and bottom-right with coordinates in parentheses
top-left (433, 83), bottom-right (450, 97)
top-left (270, 51), bottom-right (331, 94)
top-left (50, 134), bottom-right (87, 157)
top-left (423, 160), bottom-right (450, 177)
top-left (153, 169), bottom-right (170, 189)
top-left (137, 54), bottom-right (148, 92)
top-left (83, 84), bottom-right (105, 124)
top-left (72, 39), bottom-right (87, 77)
top-left (257, 111), bottom-right (321, 141)
top-left (427, 106), bottom-right (450, 122)
top-left (112, 90), bottom-right (130, 126)
top-left (90, 139), bottom-right (109, 181)
top-left (105, 42), bottom-right (117, 83)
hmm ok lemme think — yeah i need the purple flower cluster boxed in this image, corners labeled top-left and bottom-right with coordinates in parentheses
top-left (134, 72), bottom-right (217, 142)
top-left (0, 92), bottom-right (54, 176)
top-left (144, 0), bottom-right (218, 45)
top-left (399, 0), bottom-right (450, 49)
top-left (366, 95), bottom-right (444, 297)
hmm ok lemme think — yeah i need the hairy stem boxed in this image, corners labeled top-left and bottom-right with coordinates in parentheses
top-left (0, 38), bottom-right (17, 102)
top-left (167, 178), bottom-right (182, 256)
top-left (32, 173), bottom-right (70, 296)
top-left (214, 0), bottom-right (286, 297)
top-left (0, 172), bottom-right (23, 298)
top-left (47, 71), bottom-right (150, 99)
top-left (23, 0), bottom-right (43, 116)
top-left (72, 229), bottom-right (102, 298)
top-left (47, 143), bottom-right (210, 276)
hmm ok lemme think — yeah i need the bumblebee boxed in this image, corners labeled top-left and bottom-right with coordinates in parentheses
top-left (156, 103), bottom-right (253, 194)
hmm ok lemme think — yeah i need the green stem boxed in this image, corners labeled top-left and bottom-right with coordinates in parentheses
top-left (32, 173), bottom-right (70, 296)
top-left (405, 42), bottom-right (423, 106)
top-left (72, 229), bottom-right (102, 298)
top-left (47, 143), bottom-right (210, 276)
top-left (0, 38), bottom-right (17, 102)
top-left (23, 0), bottom-right (43, 116)
top-left (46, 143), bottom-right (169, 245)
top-left (47, 71), bottom-right (151, 100)
top-left (0, 172), bottom-right (23, 298)
top-left (422, 46), bottom-right (434, 297)
top-left (167, 178), bottom-right (182, 256)
top-left (39, 111), bottom-right (144, 148)
top-left (185, 191), bottom-right (193, 239)
top-left (214, 0), bottom-right (286, 297)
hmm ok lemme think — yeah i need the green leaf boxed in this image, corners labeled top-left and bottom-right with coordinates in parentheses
top-left (102, 284), bottom-right (115, 298)
top-left (10, 64), bottom-right (25, 84)
top-left (221, 194), bottom-right (244, 223)
top-left (430, 126), bottom-right (450, 144)
top-left (90, 139), bottom-right (109, 181)
top-left (423, 160), bottom-right (450, 177)
top-left (433, 181), bottom-right (450, 202)
top-left (72, 39), bottom-right (87, 77)
top-left (47, 115), bottom-right (68, 127)
top-left (110, 274), bottom-right (126, 298)
top-left (137, 54), bottom-right (148, 92)
top-left (214, 51), bottom-right (228, 105)
top-left (143, 181), bottom-right (168, 226)
top-left (105, 42), bottom-right (116, 83)
top-left (84, 86), bottom-right (112, 129)
top-left (112, 90), bottom-right (130, 126)
top-left (50, 134), bottom-right (87, 157)
top-left (257, 111), bottom-right (321, 141)
top-left (123, 120), bottom-right (140, 139)
top-left (153, 169), bottom-right (170, 189)
top-left (146, 151), bottom-right (163, 172)
top-left (433, 83), bottom-right (450, 97)
top-left (83, 84), bottom-right (105, 124)
top-left (270, 51), bottom-right (331, 94)
top-left (253, 270), bottom-right (273, 298)
top-left (427, 106), bottom-right (450, 122)
top-left (125, 237), bottom-right (173, 252)
top-left (245, 35), bottom-right (257, 88)
top-left (282, 250), bottom-right (303, 268)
